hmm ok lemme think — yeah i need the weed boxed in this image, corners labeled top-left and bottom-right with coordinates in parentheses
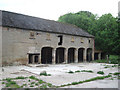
top-left (5, 78), bottom-right (12, 82)
top-left (30, 85), bottom-right (34, 87)
top-left (58, 75), bottom-right (111, 87)
top-left (5, 83), bottom-right (11, 87)
top-left (75, 70), bottom-right (80, 73)
top-left (71, 82), bottom-right (79, 85)
top-left (97, 71), bottom-right (104, 75)
top-left (113, 72), bottom-right (120, 75)
top-left (40, 84), bottom-right (47, 88)
top-left (40, 72), bottom-right (51, 76)
top-left (35, 83), bottom-right (38, 86)
top-left (2, 82), bottom-right (5, 84)
top-left (38, 80), bottom-right (44, 84)
top-left (81, 70), bottom-right (93, 73)
top-left (15, 76), bottom-right (26, 79)
top-left (9, 81), bottom-right (16, 84)
top-left (31, 82), bottom-right (35, 84)
top-left (10, 84), bottom-right (21, 88)
top-left (68, 70), bottom-right (74, 74)
top-left (29, 76), bottom-right (39, 80)
top-left (47, 83), bottom-right (53, 87)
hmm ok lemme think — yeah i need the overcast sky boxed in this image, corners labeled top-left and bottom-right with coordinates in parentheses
top-left (0, 0), bottom-right (119, 20)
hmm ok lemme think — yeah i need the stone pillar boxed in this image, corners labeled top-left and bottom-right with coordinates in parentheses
top-left (38, 48), bottom-right (41, 64)
top-left (64, 48), bottom-right (68, 64)
top-left (92, 49), bottom-right (94, 61)
top-left (32, 55), bottom-right (35, 64)
top-left (75, 49), bottom-right (78, 63)
top-left (52, 48), bottom-right (56, 64)
top-left (83, 48), bottom-right (87, 62)
top-left (98, 52), bottom-right (101, 60)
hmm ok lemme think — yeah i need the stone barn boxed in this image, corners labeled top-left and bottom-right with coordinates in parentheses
top-left (0, 10), bottom-right (95, 65)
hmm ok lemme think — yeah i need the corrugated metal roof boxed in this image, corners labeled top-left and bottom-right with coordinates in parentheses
top-left (1, 10), bottom-right (94, 38)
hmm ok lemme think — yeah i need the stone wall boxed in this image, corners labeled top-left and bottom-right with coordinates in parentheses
top-left (2, 27), bottom-right (94, 65)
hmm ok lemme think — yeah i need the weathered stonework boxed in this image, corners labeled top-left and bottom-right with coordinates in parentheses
top-left (1, 11), bottom-right (95, 65)
top-left (2, 27), bottom-right (94, 65)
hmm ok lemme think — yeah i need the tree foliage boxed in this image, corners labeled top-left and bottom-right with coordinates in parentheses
top-left (58, 11), bottom-right (120, 55)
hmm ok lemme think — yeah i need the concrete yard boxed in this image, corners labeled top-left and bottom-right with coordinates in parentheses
top-left (0, 63), bottom-right (119, 88)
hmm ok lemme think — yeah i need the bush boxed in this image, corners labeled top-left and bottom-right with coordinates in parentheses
top-left (97, 71), bottom-right (104, 75)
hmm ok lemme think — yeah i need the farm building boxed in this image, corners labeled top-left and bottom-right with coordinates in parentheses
top-left (0, 10), bottom-right (98, 65)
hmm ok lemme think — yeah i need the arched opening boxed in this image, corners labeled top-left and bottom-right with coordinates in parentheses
top-left (56, 47), bottom-right (65, 64)
top-left (87, 48), bottom-right (92, 62)
top-left (41, 47), bottom-right (52, 64)
top-left (68, 48), bottom-right (75, 63)
top-left (78, 48), bottom-right (84, 62)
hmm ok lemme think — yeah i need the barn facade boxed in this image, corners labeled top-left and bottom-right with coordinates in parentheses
top-left (0, 11), bottom-right (95, 65)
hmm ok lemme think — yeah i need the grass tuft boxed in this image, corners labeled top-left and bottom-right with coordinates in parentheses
top-left (97, 71), bottom-right (104, 75)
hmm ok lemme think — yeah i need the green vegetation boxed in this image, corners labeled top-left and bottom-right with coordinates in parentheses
top-left (68, 70), bottom-right (74, 74)
top-left (31, 82), bottom-right (35, 84)
top-left (68, 70), bottom-right (93, 74)
top-left (75, 70), bottom-right (81, 73)
top-left (40, 72), bottom-right (51, 76)
top-left (40, 84), bottom-right (47, 88)
top-left (15, 76), bottom-right (26, 79)
top-left (94, 55), bottom-right (119, 64)
top-left (97, 71), bottom-right (104, 75)
top-left (30, 85), bottom-right (34, 87)
top-left (38, 80), bottom-right (45, 84)
top-left (81, 70), bottom-right (93, 73)
top-left (29, 76), bottom-right (39, 80)
top-left (2, 76), bottom-right (54, 88)
top-left (58, 11), bottom-right (120, 55)
top-left (113, 72), bottom-right (120, 75)
top-left (58, 75), bottom-right (111, 87)
top-left (47, 83), bottom-right (53, 87)
top-left (2, 82), bottom-right (5, 84)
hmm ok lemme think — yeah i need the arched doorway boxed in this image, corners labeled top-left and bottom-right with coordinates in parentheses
top-left (56, 47), bottom-right (65, 64)
top-left (68, 48), bottom-right (75, 63)
top-left (78, 48), bottom-right (84, 62)
top-left (41, 47), bottom-right (53, 64)
top-left (87, 48), bottom-right (92, 62)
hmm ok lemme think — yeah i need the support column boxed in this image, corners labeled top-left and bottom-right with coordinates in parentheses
top-left (75, 49), bottom-right (78, 63)
top-left (64, 48), bottom-right (68, 64)
top-left (32, 55), bottom-right (35, 64)
top-left (92, 49), bottom-right (94, 61)
top-left (83, 48), bottom-right (87, 62)
top-left (52, 48), bottom-right (56, 64)
top-left (98, 52), bottom-right (101, 60)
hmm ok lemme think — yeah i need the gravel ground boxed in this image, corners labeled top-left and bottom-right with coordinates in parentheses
top-left (0, 63), bottom-right (119, 88)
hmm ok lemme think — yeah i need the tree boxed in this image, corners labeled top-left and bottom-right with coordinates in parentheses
top-left (58, 11), bottom-right (119, 55)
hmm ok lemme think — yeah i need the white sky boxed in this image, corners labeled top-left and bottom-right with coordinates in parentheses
top-left (0, 0), bottom-right (119, 20)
